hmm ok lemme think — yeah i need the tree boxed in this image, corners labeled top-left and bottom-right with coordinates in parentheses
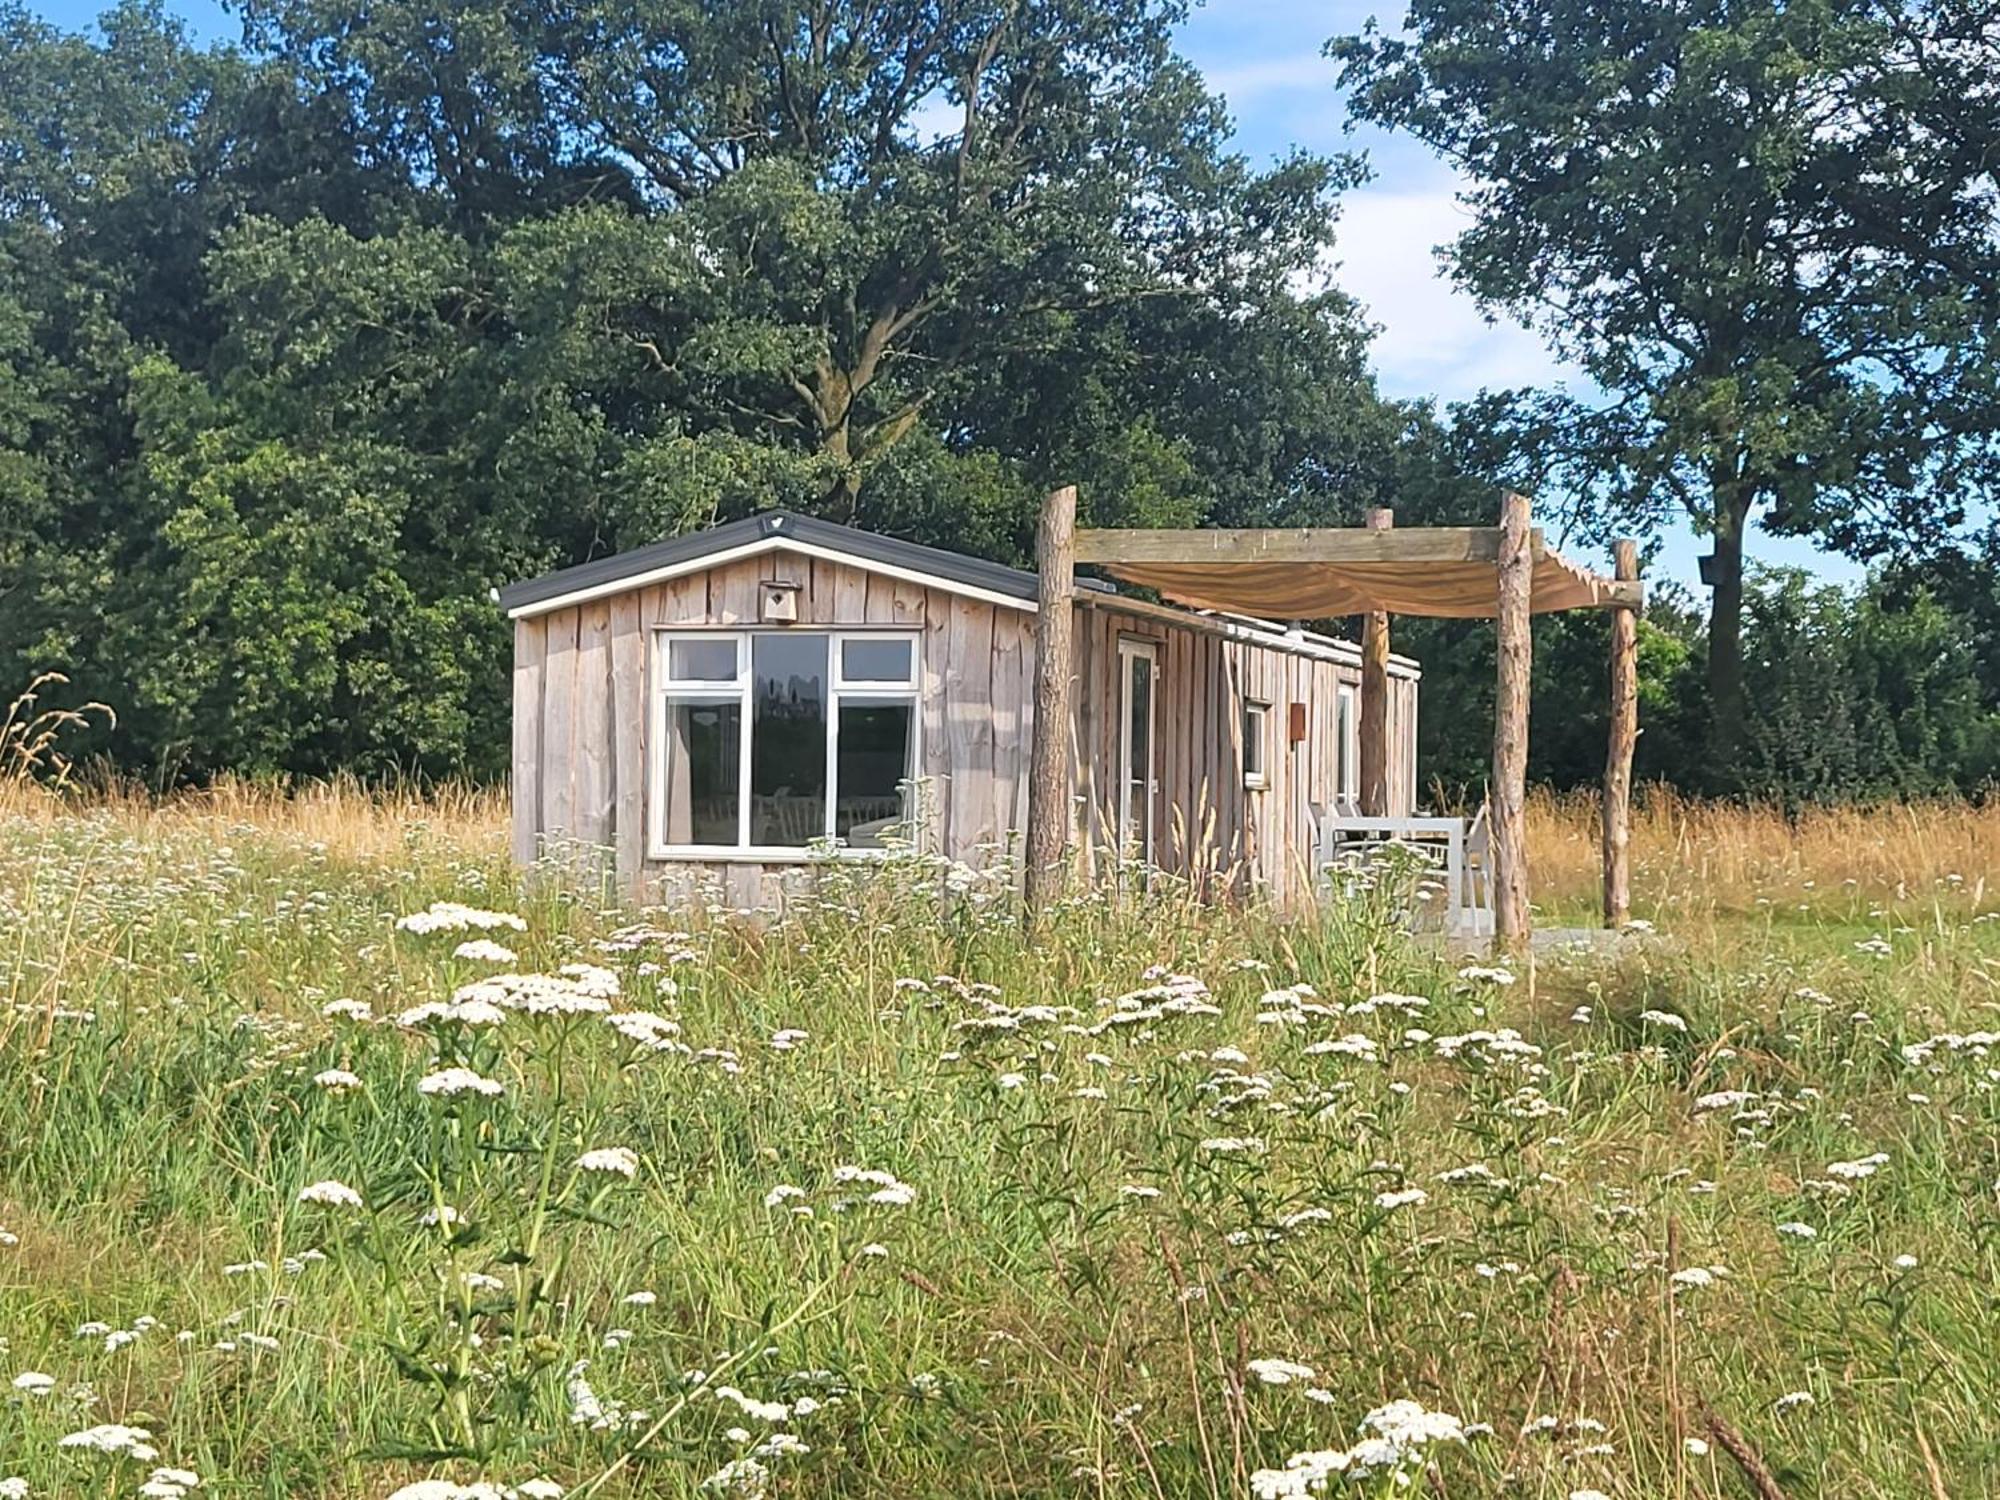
top-left (242, 0), bottom-right (1356, 516)
top-left (1334, 0), bottom-right (2000, 782)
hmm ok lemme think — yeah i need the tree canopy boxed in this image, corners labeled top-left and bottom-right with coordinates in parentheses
top-left (1, 0), bottom-right (1429, 778)
top-left (1335, 0), bottom-right (2000, 781)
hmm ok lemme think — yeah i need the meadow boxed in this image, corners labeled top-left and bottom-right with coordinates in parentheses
top-left (1, 778), bottom-right (1995, 1499)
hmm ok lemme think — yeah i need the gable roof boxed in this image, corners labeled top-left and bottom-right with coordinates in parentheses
top-left (497, 509), bottom-right (1111, 619)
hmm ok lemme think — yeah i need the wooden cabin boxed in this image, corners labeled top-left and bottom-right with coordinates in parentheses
top-left (500, 511), bottom-right (1420, 910)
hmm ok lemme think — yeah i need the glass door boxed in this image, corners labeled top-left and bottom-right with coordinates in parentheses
top-left (1117, 640), bottom-right (1159, 866)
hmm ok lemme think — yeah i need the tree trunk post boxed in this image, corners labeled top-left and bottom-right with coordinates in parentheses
top-left (1603, 539), bottom-right (1639, 929)
top-left (1025, 484), bottom-right (1078, 918)
top-left (1493, 490), bottom-right (1533, 953)
top-left (1360, 506), bottom-right (1393, 816)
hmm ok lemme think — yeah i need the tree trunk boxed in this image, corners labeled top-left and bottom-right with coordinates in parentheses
top-left (1706, 485), bottom-right (1752, 791)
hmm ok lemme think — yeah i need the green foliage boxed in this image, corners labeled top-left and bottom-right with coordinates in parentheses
top-left (0, 0), bottom-right (1433, 781)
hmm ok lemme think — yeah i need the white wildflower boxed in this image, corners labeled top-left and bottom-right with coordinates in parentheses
top-left (395, 902), bottom-right (527, 935)
top-left (58, 1424), bottom-right (159, 1461)
top-left (576, 1147), bottom-right (640, 1180)
top-left (312, 1069), bottom-right (363, 1094)
top-left (296, 1180), bottom-right (364, 1210)
top-left (452, 938), bottom-right (518, 963)
top-left (1246, 1358), bottom-right (1316, 1386)
top-left (418, 1067), bottom-right (505, 1099)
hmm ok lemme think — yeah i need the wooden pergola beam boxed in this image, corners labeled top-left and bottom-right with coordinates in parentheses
top-left (1076, 526), bottom-right (1527, 566)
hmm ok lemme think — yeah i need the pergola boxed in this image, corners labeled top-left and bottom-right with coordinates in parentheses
top-left (1023, 488), bottom-right (1644, 950)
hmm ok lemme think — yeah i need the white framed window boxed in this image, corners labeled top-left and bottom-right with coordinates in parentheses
top-left (649, 630), bottom-right (921, 859)
top-left (1335, 683), bottom-right (1359, 807)
top-left (1242, 700), bottom-right (1270, 789)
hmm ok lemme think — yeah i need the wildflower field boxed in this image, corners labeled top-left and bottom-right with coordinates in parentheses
top-left (1, 786), bottom-right (1995, 1499)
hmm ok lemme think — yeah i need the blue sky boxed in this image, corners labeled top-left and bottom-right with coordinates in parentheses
top-left (30, 0), bottom-right (1867, 592)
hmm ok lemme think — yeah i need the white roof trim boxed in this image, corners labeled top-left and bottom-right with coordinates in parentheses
top-left (505, 535), bottom-right (1040, 619)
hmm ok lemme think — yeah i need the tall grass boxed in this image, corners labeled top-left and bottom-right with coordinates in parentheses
top-left (0, 780), bottom-right (1995, 1497)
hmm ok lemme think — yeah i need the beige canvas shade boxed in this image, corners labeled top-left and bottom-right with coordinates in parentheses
top-left (1096, 546), bottom-right (1618, 619)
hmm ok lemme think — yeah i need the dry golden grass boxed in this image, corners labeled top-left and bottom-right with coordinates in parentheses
top-left (1530, 785), bottom-right (2000, 920)
top-left (0, 773), bottom-right (508, 863)
top-left (9, 773), bottom-right (1996, 922)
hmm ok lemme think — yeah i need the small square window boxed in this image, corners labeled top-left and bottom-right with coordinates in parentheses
top-left (1243, 701), bottom-right (1270, 789)
top-left (668, 638), bottom-right (740, 683)
top-left (840, 637), bottom-right (914, 685)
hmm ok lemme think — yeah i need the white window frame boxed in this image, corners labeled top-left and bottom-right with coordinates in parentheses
top-left (648, 628), bottom-right (922, 861)
top-left (1116, 638), bottom-right (1159, 866)
top-left (1242, 700), bottom-right (1270, 790)
top-left (1335, 683), bottom-right (1359, 807)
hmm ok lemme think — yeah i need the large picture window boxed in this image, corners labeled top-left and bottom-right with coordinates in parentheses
top-left (651, 631), bottom-right (920, 856)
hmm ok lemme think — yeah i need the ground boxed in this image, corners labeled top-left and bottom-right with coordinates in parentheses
top-left (0, 786), bottom-right (1994, 1498)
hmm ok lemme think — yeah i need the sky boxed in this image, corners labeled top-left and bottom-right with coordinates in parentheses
top-left (29, 0), bottom-right (1868, 593)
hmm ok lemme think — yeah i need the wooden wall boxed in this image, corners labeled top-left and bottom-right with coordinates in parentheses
top-left (1068, 604), bottom-right (1419, 909)
top-left (512, 547), bottom-right (1418, 912)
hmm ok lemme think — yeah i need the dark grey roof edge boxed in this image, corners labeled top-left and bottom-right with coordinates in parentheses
top-left (497, 509), bottom-right (1115, 613)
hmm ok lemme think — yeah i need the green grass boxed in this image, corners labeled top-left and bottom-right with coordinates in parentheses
top-left (1, 803), bottom-right (1995, 1499)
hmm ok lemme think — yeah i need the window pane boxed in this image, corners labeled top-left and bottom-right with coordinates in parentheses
top-left (1244, 706), bottom-right (1266, 778)
top-left (669, 638), bottom-right (738, 682)
top-left (751, 634), bottom-right (828, 845)
top-left (836, 702), bottom-right (914, 847)
top-left (841, 637), bottom-right (912, 683)
top-left (661, 701), bottom-right (741, 845)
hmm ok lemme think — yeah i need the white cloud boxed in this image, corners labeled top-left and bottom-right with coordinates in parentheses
top-left (1328, 181), bottom-right (1580, 404)
top-left (1203, 54), bottom-right (1338, 110)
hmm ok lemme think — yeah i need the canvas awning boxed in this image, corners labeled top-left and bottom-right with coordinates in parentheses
top-left (1076, 527), bottom-right (1634, 620)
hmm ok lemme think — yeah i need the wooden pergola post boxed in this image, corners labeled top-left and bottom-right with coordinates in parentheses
top-left (1359, 507), bottom-right (1392, 815)
top-left (1602, 539), bottom-right (1639, 928)
top-left (1492, 491), bottom-right (1533, 952)
top-left (1025, 484), bottom-right (1077, 916)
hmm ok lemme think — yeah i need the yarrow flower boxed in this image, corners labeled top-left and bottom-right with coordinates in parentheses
top-left (296, 1180), bottom-right (364, 1210)
top-left (1250, 1399), bottom-right (1469, 1499)
top-left (11, 1372), bottom-right (55, 1396)
top-left (312, 1069), bottom-right (363, 1094)
top-left (138, 1468), bottom-right (202, 1499)
top-left (395, 902), bottom-right (528, 935)
top-left (452, 938), bottom-right (518, 964)
top-left (418, 1068), bottom-right (505, 1099)
top-left (58, 1424), bottom-right (160, 1461)
top-left (832, 1165), bottom-right (917, 1206)
top-left (576, 1147), bottom-right (640, 1180)
top-left (1246, 1358), bottom-right (1316, 1386)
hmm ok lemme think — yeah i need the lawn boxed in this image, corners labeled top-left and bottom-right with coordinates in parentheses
top-left (1, 784), bottom-right (1995, 1498)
